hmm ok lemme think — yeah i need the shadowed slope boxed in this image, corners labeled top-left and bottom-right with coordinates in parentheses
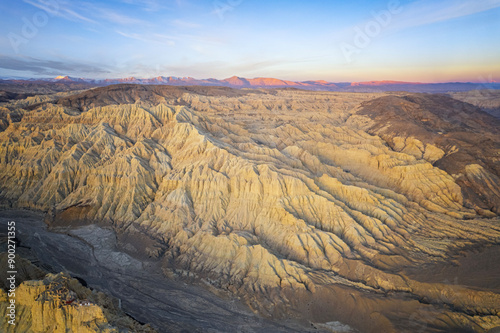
top-left (55, 84), bottom-right (263, 112)
top-left (358, 94), bottom-right (500, 215)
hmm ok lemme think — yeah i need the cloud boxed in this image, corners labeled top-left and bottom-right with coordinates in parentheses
top-left (79, 2), bottom-right (148, 25)
top-left (23, 0), bottom-right (149, 26)
top-left (119, 0), bottom-right (169, 12)
top-left (330, 0), bottom-right (500, 55)
top-left (98, 10), bottom-right (145, 25)
top-left (153, 33), bottom-right (181, 40)
top-left (0, 54), bottom-right (111, 76)
top-left (116, 31), bottom-right (176, 45)
top-left (159, 58), bottom-right (301, 79)
top-left (393, 0), bottom-right (500, 30)
top-left (332, 0), bottom-right (500, 41)
top-left (22, 0), bottom-right (97, 24)
top-left (171, 19), bottom-right (201, 29)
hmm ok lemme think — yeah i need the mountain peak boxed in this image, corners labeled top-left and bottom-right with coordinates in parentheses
top-left (54, 75), bottom-right (71, 81)
top-left (222, 76), bottom-right (250, 86)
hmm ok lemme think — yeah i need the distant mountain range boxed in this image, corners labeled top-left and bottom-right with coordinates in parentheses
top-left (1, 75), bottom-right (499, 93)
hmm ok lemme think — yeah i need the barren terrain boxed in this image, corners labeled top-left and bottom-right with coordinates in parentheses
top-left (0, 85), bottom-right (499, 332)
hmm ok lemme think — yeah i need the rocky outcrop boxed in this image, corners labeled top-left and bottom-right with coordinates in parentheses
top-left (0, 86), bottom-right (499, 332)
top-left (0, 273), bottom-right (114, 333)
top-left (0, 272), bottom-right (157, 333)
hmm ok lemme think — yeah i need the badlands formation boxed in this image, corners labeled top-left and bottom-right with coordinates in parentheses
top-left (0, 85), bottom-right (500, 332)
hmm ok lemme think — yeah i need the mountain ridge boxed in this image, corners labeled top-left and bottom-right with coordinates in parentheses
top-left (2, 75), bottom-right (499, 93)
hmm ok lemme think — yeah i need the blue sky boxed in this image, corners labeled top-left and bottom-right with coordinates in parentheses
top-left (0, 0), bottom-right (499, 82)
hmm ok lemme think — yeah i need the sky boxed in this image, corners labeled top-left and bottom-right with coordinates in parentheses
top-left (0, 0), bottom-right (499, 82)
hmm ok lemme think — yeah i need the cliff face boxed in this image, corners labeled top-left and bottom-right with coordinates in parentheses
top-left (0, 86), bottom-right (499, 332)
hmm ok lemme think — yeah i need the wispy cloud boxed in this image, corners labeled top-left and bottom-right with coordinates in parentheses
top-left (160, 58), bottom-right (306, 79)
top-left (171, 19), bottom-right (201, 29)
top-left (330, 0), bottom-right (500, 52)
top-left (115, 29), bottom-right (223, 48)
top-left (79, 2), bottom-right (148, 25)
top-left (0, 54), bottom-right (110, 76)
top-left (119, 0), bottom-right (169, 12)
top-left (22, 0), bottom-right (97, 24)
top-left (393, 0), bottom-right (500, 30)
top-left (98, 9), bottom-right (145, 25)
top-left (23, 0), bottom-right (149, 26)
top-left (116, 31), bottom-right (176, 46)
top-left (332, 0), bottom-right (500, 40)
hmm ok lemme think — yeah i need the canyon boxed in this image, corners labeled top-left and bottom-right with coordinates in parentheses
top-left (0, 84), bottom-right (499, 332)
